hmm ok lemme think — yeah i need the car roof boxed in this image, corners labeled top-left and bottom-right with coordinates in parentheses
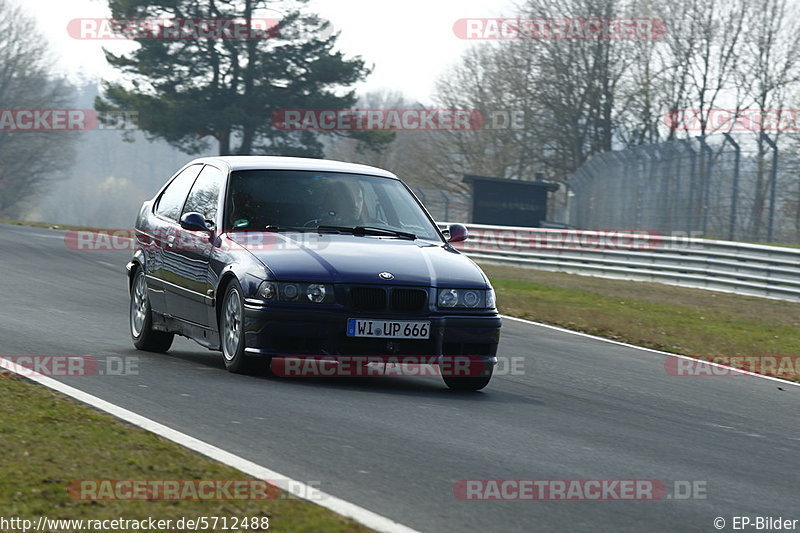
top-left (191, 156), bottom-right (399, 179)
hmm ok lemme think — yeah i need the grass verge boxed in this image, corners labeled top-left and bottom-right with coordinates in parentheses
top-left (482, 264), bottom-right (800, 382)
top-left (0, 373), bottom-right (371, 532)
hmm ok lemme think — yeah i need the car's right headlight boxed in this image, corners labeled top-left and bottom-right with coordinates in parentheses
top-left (437, 288), bottom-right (495, 309)
top-left (257, 281), bottom-right (335, 304)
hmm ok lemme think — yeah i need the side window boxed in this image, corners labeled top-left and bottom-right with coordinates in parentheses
top-left (182, 165), bottom-right (224, 225)
top-left (155, 164), bottom-right (203, 221)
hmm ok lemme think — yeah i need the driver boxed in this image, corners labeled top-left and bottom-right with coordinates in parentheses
top-left (349, 183), bottom-right (384, 226)
top-left (327, 181), bottom-right (373, 226)
top-left (230, 191), bottom-right (259, 229)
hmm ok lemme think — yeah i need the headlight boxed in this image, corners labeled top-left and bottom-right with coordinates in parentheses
top-left (462, 290), bottom-right (480, 308)
top-left (307, 284), bottom-right (326, 303)
top-left (436, 288), bottom-right (495, 310)
top-left (282, 283), bottom-right (299, 300)
top-left (257, 282), bottom-right (277, 300)
top-left (438, 289), bottom-right (458, 308)
top-left (257, 281), bottom-right (334, 304)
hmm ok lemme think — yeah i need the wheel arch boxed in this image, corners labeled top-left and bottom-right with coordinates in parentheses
top-left (215, 271), bottom-right (240, 326)
top-left (126, 249), bottom-right (146, 292)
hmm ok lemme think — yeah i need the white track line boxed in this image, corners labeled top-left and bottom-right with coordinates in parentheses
top-left (0, 357), bottom-right (421, 533)
top-left (501, 314), bottom-right (800, 388)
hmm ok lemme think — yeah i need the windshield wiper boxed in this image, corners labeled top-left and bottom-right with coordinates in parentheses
top-left (357, 226), bottom-right (417, 239)
top-left (316, 225), bottom-right (416, 240)
top-left (264, 225), bottom-right (313, 232)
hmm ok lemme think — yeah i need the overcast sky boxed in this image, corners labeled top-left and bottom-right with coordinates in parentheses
top-left (20, 0), bottom-right (514, 104)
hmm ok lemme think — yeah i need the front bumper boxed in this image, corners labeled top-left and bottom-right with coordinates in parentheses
top-left (242, 303), bottom-right (501, 365)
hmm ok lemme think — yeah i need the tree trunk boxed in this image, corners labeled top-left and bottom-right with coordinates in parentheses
top-left (218, 129), bottom-right (231, 155)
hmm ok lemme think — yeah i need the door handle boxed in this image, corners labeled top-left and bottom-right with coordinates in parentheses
top-left (166, 235), bottom-right (176, 248)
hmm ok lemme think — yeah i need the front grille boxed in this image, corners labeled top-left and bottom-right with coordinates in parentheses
top-left (391, 288), bottom-right (427, 312)
top-left (347, 286), bottom-right (429, 313)
top-left (349, 287), bottom-right (387, 311)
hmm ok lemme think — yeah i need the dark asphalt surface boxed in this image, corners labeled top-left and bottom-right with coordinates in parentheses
top-left (1, 223), bottom-right (798, 533)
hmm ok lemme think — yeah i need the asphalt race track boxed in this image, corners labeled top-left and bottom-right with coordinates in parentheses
top-left (1, 223), bottom-right (798, 533)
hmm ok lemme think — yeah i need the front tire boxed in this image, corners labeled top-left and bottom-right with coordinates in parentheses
top-left (220, 281), bottom-right (270, 374)
top-left (130, 268), bottom-right (174, 352)
top-left (441, 359), bottom-right (493, 391)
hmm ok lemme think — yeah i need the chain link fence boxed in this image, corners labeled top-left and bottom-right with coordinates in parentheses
top-left (413, 188), bottom-right (470, 223)
top-left (566, 134), bottom-right (800, 243)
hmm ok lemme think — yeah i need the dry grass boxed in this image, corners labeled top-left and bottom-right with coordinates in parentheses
top-left (0, 374), bottom-right (371, 532)
top-left (482, 264), bottom-right (800, 378)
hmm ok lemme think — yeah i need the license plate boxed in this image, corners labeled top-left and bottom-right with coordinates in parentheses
top-left (347, 319), bottom-right (430, 339)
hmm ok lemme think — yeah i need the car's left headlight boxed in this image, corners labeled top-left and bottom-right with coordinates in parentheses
top-left (257, 281), bottom-right (335, 304)
top-left (437, 288), bottom-right (495, 310)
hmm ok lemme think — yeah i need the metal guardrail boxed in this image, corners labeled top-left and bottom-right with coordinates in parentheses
top-left (439, 223), bottom-right (800, 303)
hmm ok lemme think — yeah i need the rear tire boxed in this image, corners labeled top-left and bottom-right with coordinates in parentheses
top-left (130, 268), bottom-right (174, 353)
top-left (220, 281), bottom-right (271, 374)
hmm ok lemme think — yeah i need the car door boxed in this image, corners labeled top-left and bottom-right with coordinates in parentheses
top-left (146, 163), bottom-right (204, 316)
top-left (168, 164), bottom-right (225, 327)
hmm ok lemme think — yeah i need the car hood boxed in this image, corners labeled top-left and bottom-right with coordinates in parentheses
top-left (226, 232), bottom-right (488, 287)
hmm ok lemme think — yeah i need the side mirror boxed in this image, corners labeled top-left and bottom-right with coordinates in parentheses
top-left (179, 212), bottom-right (210, 231)
top-left (447, 223), bottom-right (468, 243)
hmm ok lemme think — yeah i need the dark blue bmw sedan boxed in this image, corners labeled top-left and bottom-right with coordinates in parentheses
top-left (127, 156), bottom-right (500, 390)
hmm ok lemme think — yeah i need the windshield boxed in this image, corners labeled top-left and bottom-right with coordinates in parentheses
top-left (225, 170), bottom-right (442, 241)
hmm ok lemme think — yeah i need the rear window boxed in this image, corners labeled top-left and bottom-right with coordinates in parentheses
top-left (182, 165), bottom-right (224, 224)
top-left (155, 164), bottom-right (203, 221)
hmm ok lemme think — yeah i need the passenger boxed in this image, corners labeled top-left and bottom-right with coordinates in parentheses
top-left (321, 181), bottom-right (358, 226)
top-left (334, 182), bottom-right (376, 226)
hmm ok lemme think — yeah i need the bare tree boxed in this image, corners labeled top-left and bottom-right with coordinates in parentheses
top-left (429, 0), bottom-right (638, 183)
top-left (735, 0), bottom-right (800, 238)
top-left (0, 0), bottom-right (77, 218)
top-left (431, 44), bottom-right (538, 183)
top-left (323, 90), bottom-right (469, 192)
top-left (402, 0), bottom-right (800, 237)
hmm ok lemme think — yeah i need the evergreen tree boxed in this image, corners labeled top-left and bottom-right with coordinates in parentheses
top-left (97, 0), bottom-right (374, 156)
